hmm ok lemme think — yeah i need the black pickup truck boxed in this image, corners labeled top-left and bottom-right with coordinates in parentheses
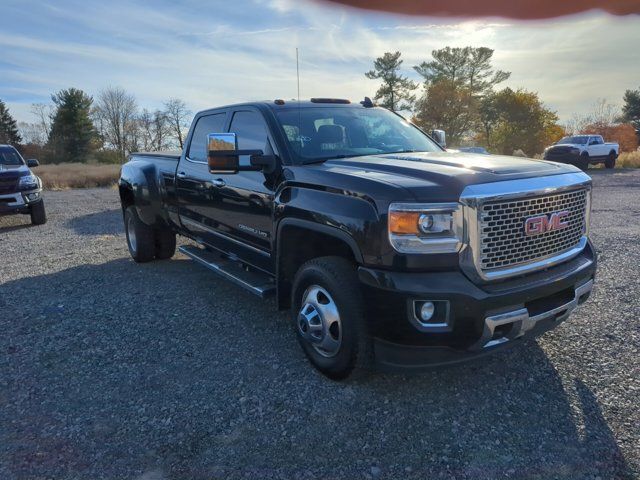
top-left (0, 145), bottom-right (46, 225)
top-left (119, 98), bottom-right (596, 379)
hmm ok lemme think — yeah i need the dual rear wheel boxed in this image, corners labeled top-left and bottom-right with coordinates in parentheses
top-left (124, 206), bottom-right (176, 262)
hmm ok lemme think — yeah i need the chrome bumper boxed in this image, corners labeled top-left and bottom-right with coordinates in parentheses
top-left (471, 279), bottom-right (594, 350)
top-left (0, 192), bottom-right (26, 207)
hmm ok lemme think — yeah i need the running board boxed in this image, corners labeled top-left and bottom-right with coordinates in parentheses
top-left (179, 245), bottom-right (275, 298)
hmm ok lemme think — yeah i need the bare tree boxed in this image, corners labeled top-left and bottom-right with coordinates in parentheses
top-left (94, 87), bottom-right (138, 161)
top-left (565, 98), bottom-right (621, 134)
top-left (18, 122), bottom-right (47, 145)
top-left (164, 98), bottom-right (191, 149)
top-left (31, 103), bottom-right (54, 141)
top-left (137, 109), bottom-right (171, 151)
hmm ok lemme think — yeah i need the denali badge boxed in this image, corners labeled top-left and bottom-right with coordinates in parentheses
top-left (524, 211), bottom-right (570, 236)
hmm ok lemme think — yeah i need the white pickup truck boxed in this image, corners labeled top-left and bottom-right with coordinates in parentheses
top-left (544, 135), bottom-right (619, 169)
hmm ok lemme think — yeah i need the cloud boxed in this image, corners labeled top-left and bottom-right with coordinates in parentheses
top-left (1, 0), bottom-right (638, 125)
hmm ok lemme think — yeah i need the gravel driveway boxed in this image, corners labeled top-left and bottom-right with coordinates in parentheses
top-left (1, 170), bottom-right (638, 480)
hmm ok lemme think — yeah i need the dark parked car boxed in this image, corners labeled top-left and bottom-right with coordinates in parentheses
top-left (0, 145), bottom-right (46, 225)
top-left (118, 98), bottom-right (596, 379)
top-left (458, 146), bottom-right (490, 155)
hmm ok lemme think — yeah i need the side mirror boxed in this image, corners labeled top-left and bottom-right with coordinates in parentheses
top-left (27, 159), bottom-right (40, 168)
top-left (431, 129), bottom-right (446, 149)
top-left (207, 133), bottom-right (277, 174)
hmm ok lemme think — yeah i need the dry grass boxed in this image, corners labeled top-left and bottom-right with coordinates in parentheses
top-left (617, 151), bottom-right (640, 168)
top-left (37, 163), bottom-right (121, 190)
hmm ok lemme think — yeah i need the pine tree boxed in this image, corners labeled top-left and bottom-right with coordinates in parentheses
top-left (0, 99), bottom-right (22, 145)
top-left (47, 88), bottom-right (96, 163)
top-left (365, 52), bottom-right (418, 111)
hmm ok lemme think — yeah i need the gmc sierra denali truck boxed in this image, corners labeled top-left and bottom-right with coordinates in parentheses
top-left (544, 135), bottom-right (619, 169)
top-left (119, 98), bottom-right (596, 379)
top-left (0, 145), bottom-right (46, 225)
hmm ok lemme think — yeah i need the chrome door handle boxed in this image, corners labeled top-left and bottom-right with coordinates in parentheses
top-left (212, 179), bottom-right (226, 188)
top-left (176, 171), bottom-right (187, 179)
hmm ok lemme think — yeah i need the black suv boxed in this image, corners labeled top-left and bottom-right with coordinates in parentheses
top-left (118, 99), bottom-right (596, 379)
top-left (0, 145), bottom-right (46, 225)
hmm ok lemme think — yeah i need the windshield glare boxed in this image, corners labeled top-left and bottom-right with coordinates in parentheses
top-left (0, 147), bottom-right (24, 166)
top-left (276, 107), bottom-right (442, 163)
top-left (558, 136), bottom-right (588, 145)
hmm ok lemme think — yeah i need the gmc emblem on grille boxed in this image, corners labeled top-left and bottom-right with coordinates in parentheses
top-left (524, 211), bottom-right (570, 236)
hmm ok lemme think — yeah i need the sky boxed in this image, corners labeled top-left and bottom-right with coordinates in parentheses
top-left (1, 0), bottom-right (639, 125)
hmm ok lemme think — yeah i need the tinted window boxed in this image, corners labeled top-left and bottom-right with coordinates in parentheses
top-left (0, 146), bottom-right (24, 166)
top-left (229, 111), bottom-right (269, 166)
top-left (275, 107), bottom-right (441, 164)
top-left (188, 113), bottom-right (226, 162)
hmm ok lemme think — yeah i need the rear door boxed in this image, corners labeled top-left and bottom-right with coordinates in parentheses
top-left (176, 110), bottom-right (228, 243)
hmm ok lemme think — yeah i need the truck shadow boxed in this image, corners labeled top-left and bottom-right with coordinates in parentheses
top-left (65, 208), bottom-right (123, 236)
top-left (1, 258), bottom-right (632, 479)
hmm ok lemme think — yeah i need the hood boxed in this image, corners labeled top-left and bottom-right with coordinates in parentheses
top-left (312, 151), bottom-right (579, 202)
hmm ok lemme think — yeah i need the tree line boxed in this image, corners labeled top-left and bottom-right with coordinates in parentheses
top-left (2, 47), bottom-right (639, 161)
top-left (0, 87), bottom-right (191, 164)
top-left (365, 47), bottom-right (640, 155)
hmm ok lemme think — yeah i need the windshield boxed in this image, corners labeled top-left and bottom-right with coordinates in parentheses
top-left (558, 136), bottom-right (588, 145)
top-left (0, 147), bottom-right (24, 166)
top-left (275, 106), bottom-right (442, 163)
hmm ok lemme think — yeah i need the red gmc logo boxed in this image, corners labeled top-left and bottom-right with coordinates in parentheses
top-left (524, 211), bottom-right (570, 236)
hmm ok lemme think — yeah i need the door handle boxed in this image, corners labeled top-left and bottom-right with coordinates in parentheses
top-left (212, 179), bottom-right (226, 188)
top-left (176, 171), bottom-right (187, 179)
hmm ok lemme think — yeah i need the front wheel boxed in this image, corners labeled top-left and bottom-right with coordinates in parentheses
top-left (291, 256), bottom-right (371, 380)
top-left (30, 201), bottom-right (47, 225)
top-left (605, 152), bottom-right (616, 169)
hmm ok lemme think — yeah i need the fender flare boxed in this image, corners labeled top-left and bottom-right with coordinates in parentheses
top-left (275, 218), bottom-right (364, 264)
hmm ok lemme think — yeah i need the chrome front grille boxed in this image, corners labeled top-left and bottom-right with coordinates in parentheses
top-left (479, 189), bottom-right (588, 271)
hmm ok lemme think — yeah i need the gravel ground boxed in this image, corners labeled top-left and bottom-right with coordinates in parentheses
top-left (1, 170), bottom-right (638, 480)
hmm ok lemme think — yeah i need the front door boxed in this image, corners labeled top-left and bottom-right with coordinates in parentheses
top-left (203, 108), bottom-right (276, 272)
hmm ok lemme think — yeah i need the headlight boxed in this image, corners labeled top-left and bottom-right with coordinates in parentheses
top-left (570, 148), bottom-right (580, 154)
top-left (388, 203), bottom-right (464, 254)
top-left (18, 174), bottom-right (38, 189)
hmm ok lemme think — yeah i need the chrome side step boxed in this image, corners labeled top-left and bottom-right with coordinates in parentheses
top-left (179, 245), bottom-right (275, 298)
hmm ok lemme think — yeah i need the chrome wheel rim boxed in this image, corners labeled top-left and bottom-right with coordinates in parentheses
top-left (297, 285), bottom-right (342, 358)
top-left (127, 216), bottom-right (137, 253)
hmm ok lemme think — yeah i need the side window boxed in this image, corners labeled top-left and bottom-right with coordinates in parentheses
top-left (229, 111), bottom-right (269, 166)
top-left (188, 113), bottom-right (226, 162)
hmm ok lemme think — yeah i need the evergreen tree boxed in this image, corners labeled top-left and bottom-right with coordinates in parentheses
top-left (414, 47), bottom-right (510, 96)
top-left (47, 88), bottom-right (96, 163)
top-left (365, 51), bottom-right (418, 111)
top-left (622, 87), bottom-right (640, 132)
top-left (0, 99), bottom-right (22, 145)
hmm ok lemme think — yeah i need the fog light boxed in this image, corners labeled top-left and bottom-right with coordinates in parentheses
top-left (26, 193), bottom-right (39, 201)
top-left (420, 301), bottom-right (435, 321)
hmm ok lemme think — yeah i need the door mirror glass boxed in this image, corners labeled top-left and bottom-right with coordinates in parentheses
top-left (26, 159), bottom-right (40, 168)
top-left (431, 129), bottom-right (446, 148)
top-left (208, 133), bottom-right (239, 173)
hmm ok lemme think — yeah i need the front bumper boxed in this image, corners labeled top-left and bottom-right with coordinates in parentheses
top-left (358, 242), bottom-right (597, 371)
top-left (0, 189), bottom-right (43, 215)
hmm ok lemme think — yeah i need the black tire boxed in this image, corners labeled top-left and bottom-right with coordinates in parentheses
top-left (578, 152), bottom-right (590, 171)
top-left (605, 152), bottom-right (616, 169)
top-left (154, 228), bottom-right (176, 260)
top-left (291, 256), bottom-right (372, 380)
top-left (30, 201), bottom-right (47, 225)
top-left (124, 206), bottom-right (155, 263)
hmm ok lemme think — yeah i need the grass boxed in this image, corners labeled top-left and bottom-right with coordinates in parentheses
top-left (617, 151), bottom-right (640, 168)
top-left (36, 163), bottom-right (121, 190)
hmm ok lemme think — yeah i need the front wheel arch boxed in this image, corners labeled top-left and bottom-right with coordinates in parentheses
top-left (276, 220), bottom-right (363, 311)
